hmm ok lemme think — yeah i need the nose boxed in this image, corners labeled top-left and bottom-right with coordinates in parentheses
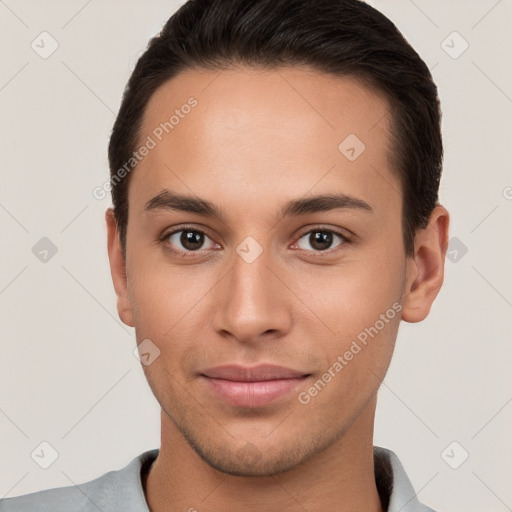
top-left (211, 245), bottom-right (293, 344)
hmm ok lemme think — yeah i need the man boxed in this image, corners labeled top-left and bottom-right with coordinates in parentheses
top-left (1, 0), bottom-right (448, 510)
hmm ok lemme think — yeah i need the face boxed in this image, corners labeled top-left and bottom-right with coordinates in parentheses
top-left (109, 66), bottom-right (428, 476)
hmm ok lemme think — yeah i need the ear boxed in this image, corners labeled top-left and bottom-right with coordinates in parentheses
top-left (401, 205), bottom-right (450, 323)
top-left (106, 208), bottom-right (134, 327)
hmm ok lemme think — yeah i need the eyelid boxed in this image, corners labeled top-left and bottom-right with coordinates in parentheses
top-left (294, 224), bottom-right (353, 242)
top-left (161, 224), bottom-right (217, 241)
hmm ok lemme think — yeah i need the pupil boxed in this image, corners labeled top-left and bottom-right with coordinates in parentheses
top-left (311, 231), bottom-right (332, 251)
top-left (181, 231), bottom-right (203, 250)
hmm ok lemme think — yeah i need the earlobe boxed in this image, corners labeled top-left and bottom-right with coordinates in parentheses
top-left (401, 205), bottom-right (450, 323)
top-left (105, 208), bottom-right (134, 327)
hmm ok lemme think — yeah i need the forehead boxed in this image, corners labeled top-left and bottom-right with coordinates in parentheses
top-left (129, 65), bottom-right (399, 218)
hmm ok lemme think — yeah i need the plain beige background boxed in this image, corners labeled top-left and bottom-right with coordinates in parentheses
top-left (0, 1), bottom-right (511, 510)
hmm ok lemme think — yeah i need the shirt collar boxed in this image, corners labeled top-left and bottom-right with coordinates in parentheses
top-left (129, 446), bottom-right (434, 512)
top-left (374, 446), bottom-right (435, 511)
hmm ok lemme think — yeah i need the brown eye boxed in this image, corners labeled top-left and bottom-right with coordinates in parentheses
top-left (165, 229), bottom-right (218, 253)
top-left (296, 230), bottom-right (345, 252)
top-left (180, 230), bottom-right (204, 250)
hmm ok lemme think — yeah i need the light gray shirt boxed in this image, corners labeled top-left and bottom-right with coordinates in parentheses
top-left (0, 446), bottom-right (437, 511)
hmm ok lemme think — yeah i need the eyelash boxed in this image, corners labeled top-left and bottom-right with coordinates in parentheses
top-left (159, 224), bottom-right (351, 258)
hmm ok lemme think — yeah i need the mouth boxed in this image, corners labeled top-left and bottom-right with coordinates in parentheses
top-left (200, 364), bottom-right (311, 408)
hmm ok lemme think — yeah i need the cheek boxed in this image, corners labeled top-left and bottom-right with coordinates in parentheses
top-left (294, 252), bottom-right (404, 336)
top-left (290, 247), bottom-right (404, 389)
top-left (296, 278), bottom-right (400, 414)
top-left (126, 256), bottom-right (176, 337)
top-left (126, 254), bottom-right (215, 357)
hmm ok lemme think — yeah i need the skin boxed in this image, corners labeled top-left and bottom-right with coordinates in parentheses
top-left (106, 66), bottom-right (449, 512)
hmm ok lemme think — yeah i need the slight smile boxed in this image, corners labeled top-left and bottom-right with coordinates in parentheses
top-left (200, 364), bottom-right (312, 408)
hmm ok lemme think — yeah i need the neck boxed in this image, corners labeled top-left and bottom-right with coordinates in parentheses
top-left (144, 397), bottom-right (384, 512)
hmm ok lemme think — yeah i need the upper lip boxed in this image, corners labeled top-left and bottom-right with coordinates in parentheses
top-left (201, 364), bottom-right (309, 382)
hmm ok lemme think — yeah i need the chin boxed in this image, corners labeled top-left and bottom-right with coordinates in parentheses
top-left (177, 422), bottom-right (329, 477)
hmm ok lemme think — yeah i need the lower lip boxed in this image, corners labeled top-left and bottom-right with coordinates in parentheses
top-left (202, 376), bottom-right (309, 407)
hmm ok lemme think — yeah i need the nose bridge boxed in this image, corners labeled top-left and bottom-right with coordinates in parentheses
top-left (232, 244), bottom-right (272, 306)
top-left (212, 239), bottom-right (291, 341)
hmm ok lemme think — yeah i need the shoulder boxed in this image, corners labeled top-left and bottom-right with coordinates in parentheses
top-left (0, 449), bottom-right (158, 512)
top-left (0, 473), bottom-right (113, 512)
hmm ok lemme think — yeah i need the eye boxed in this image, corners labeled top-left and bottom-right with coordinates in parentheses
top-left (160, 225), bottom-right (349, 257)
top-left (294, 228), bottom-right (347, 253)
top-left (163, 227), bottom-right (220, 254)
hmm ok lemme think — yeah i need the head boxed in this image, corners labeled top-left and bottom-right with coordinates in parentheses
top-left (106, 0), bottom-right (449, 476)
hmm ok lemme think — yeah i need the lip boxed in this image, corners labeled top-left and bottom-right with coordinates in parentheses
top-left (200, 364), bottom-right (310, 408)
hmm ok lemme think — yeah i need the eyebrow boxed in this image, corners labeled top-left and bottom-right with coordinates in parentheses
top-left (144, 189), bottom-right (372, 221)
